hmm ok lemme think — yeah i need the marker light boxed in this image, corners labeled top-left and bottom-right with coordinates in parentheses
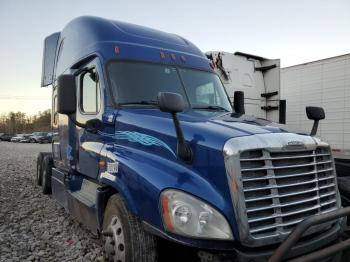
top-left (114, 46), bottom-right (120, 54)
top-left (160, 189), bottom-right (233, 240)
top-left (98, 161), bottom-right (106, 167)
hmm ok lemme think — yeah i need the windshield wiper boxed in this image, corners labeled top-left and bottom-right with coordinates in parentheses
top-left (192, 105), bottom-right (230, 112)
top-left (119, 100), bottom-right (158, 106)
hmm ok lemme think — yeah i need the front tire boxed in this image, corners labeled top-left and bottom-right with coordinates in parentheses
top-left (102, 194), bottom-right (157, 262)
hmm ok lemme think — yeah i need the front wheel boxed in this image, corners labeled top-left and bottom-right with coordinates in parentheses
top-left (102, 194), bottom-right (158, 262)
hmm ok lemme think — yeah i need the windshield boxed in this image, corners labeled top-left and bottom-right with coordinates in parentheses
top-left (107, 61), bottom-right (232, 112)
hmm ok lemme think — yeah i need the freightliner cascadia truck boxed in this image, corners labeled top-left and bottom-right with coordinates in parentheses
top-left (37, 16), bottom-right (350, 262)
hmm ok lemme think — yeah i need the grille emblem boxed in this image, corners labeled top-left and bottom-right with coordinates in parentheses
top-left (288, 140), bottom-right (304, 146)
top-left (285, 140), bottom-right (305, 149)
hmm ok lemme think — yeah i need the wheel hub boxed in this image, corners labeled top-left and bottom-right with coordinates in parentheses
top-left (104, 216), bottom-right (125, 262)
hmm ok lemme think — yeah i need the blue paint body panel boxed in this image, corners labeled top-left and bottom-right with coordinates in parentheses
top-left (46, 16), bottom-right (292, 249)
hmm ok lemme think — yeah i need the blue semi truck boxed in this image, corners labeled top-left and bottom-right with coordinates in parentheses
top-left (37, 16), bottom-right (350, 261)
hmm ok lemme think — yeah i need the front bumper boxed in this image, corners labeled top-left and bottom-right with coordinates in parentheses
top-left (199, 219), bottom-right (345, 262)
top-left (269, 206), bottom-right (350, 262)
top-left (200, 208), bottom-right (350, 262)
top-left (144, 207), bottom-right (350, 262)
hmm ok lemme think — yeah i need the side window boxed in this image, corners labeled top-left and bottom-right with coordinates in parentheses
top-left (80, 69), bottom-right (100, 113)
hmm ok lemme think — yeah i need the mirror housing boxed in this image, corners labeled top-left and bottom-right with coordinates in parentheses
top-left (85, 119), bottom-right (103, 134)
top-left (306, 106), bottom-right (325, 121)
top-left (233, 91), bottom-right (245, 115)
top-left (157, 92), bottom-right (192, 164)
top-left (306, 106), bottom-right (325, 136)
top-left (157, 92), bottom-right (185, 113)
top-left (57, 74), bottom-right (76, 115)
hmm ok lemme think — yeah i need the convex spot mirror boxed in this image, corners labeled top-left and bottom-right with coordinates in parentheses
top-left (157, 92), bottom-right (185, 113)
top-left (306, 106), bottom-right (325, 121)
top-left (233, 91), bottom-right (245, 115)
top-left (306, 106), bottom-right (325, 136)
top-left (57, 74), bottom-right (76, 115)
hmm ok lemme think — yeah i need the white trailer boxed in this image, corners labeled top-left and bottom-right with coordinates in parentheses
top-left (206, 51), bottom-right (284, 123)
top-left (281, 54), bottom-right (350, 172)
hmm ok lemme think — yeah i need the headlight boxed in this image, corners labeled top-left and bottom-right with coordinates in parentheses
top-left (160, 189), bottom-right (233, 240)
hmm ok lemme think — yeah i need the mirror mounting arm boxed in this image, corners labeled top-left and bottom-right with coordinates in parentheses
top-left (171, 112), bottom-right (193, 164)
top-left (68, 115), bottom-right (86, 129)
top-left (310, 120), bottom-right (319, 136)
top-left (157, 92), bottom-right (193, 164)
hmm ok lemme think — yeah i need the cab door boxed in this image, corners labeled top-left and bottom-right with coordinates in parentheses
top-left (75, 59), bottom-right (104, 179)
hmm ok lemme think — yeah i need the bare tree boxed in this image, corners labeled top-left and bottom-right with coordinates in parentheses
top-left (0, 110), bottom-right (51, 134)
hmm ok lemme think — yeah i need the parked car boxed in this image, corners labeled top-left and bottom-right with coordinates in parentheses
top-left (19, 134), bottom-right (31, 143)
top-left (37, 133), bottom-right (53, 144)
top-left (29, 132), bottom-right (48, 143)
top-left (11, 134), bottom-right (25, 142)
top-left (0, 133), bottom-right (14, 142)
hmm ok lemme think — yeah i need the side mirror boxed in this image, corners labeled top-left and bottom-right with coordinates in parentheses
top-left (57, 74), bottom-right (76, 115)
top-left (306, 106), bottom-right (325, 136)
top-left (233, 91), bottom-right (245, 115)
top-left (157, 92), bottom-right (192, 163)
top-left (157, 92), bottom-right (185, 113)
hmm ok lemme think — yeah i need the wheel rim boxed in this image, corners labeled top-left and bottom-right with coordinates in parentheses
top-left (104, 216), bottom-right (126, 262)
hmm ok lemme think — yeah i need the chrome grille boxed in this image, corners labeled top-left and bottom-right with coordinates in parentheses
top-left (240, 147), bottom-right (337, 238)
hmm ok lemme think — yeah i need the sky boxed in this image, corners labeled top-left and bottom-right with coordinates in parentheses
top-left (0, 0), bottom-right (349, 115)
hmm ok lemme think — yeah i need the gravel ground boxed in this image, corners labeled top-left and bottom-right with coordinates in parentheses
top-left (0, 142), bottom-right (104, 262)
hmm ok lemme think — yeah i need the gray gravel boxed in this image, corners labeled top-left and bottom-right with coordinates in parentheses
top-left (0, 142), bottom-right (103, 262)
